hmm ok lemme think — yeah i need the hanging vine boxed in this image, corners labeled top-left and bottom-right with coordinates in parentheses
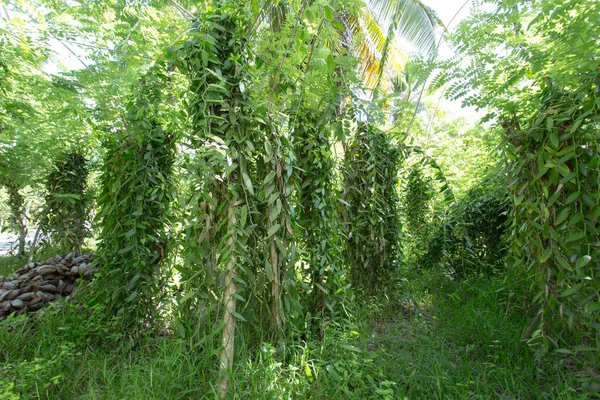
top-left (402, 165), bottom-right (433, 233)
top-left (343, 122), bottom-right (401, 295)
top-left (506, 73), bottom-right (600, 355)
top-left (254, 120), bottom-right (293, 334)
top-left (92, 64), bottom-right (176, 334)
top-left (179, 4), bottom-right (287, 396)
top-left (292, 109), bottom-right (345, 320)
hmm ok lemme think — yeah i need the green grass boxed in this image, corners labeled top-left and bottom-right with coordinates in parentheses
top-left (0, 307), bottom-right (390, 399)
top-left (0, 254), bottom-right (25, 277)
top-left (0, 255), bottom-right (592, 399)
top-left (371, 275), bottom-right (590, 399)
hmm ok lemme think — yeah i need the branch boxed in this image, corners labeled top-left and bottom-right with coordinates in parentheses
top-left (59, 39), bottom-right (155, 61)
top-left (386, 0), bottom-right (470, 135)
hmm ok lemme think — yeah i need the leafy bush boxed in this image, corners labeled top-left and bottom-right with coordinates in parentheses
top-left (40, 152), bottom-right (91, 254)
top-left (422, 178), bottom-right (509, 278)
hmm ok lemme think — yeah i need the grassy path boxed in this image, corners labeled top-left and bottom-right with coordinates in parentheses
top-left (0, 253), bottom-right (595, 399)
top-left (370, 278), bottom-right (589, 399)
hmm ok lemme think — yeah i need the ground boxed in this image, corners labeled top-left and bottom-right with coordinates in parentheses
top-left (0, 257), bottom-right (595, 399)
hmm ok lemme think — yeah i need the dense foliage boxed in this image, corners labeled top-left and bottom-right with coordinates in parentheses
top-left (422, 179), bottom-right (508, 278)
top-left (40, 152), bottom-right (91, 253)
top-left (92, 67), bottom-right (176, 332)
top-left (438, 0), bottom-right (600, 360)
top-left (344, 123), bottom-right (401, 295)
top-left (1, 0), bottom-right (599, 397)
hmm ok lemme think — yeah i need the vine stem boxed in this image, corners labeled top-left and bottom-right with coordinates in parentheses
top-left (268, 203), bottom-right (283, 332)
top-left (217, 196), bottom-right (238, 400)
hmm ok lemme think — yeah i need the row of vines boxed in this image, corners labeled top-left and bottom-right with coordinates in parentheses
top-left (85, 3), bottom-right (407, 398)
top-left (2, 0), bottom-right (599, 396)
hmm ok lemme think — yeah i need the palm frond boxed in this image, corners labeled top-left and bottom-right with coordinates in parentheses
top-left (367, 0), bottom-right (443, 56)
top-left (348, 9), bottom-right (410, 91)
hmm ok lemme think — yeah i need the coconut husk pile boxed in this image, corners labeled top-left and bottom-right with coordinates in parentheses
top-left (0, 253), bottom-right (95, 320)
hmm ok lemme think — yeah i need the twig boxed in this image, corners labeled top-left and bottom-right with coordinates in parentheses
top-left (521, 309), bottom-right (543, 341)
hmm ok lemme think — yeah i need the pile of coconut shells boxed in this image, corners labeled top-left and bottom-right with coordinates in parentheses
top-left (0, 253), bottom-right (96, 320)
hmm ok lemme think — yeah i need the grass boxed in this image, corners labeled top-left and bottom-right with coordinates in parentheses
top-left (371, 273), bottom-right (590, 399)
top-left (0, 254), bottom-right (593, 399)
top-left (0, 245), bottom-right (75, 277)
top-left (0, 254), bottom-right (26, 277)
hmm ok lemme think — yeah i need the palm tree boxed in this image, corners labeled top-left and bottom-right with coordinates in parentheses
top-left (353, 0), bottom-right (443, 92)
top-left (264, 0), bottom-right (442, 91)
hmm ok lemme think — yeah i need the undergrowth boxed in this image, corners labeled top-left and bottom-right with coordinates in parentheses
top-left (0, 303), bottom-right (390, 399)
top-left (1, 255), bottom-right (592, 399)
top-left (371, 271), bottom-right (593, 399)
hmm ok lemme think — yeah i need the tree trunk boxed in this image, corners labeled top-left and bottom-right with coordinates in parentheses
top-left (6, 184), bottom-right (27, 257)
top-left (217, 198), bottom-right (237, 400)
top-left (268, 205), bottom-right (283, 332)
top-left (27, 224), bottom-right (42, 264)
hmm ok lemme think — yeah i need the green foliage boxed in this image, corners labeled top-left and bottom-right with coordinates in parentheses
top-left (505, 80), bottom-right (600, 355)
top-left (10, 0), bottom-right (597, 397)
top-left (176, 5), bottom-right (259, 339)
top-left (445, 0), bottom-right (600, 359)
top-left (422, 178), bottom-right (508, 278)
top-left (418, 122), bottom-right (502, 198)
top-left (399, 163), bottom-right (434, 269)
top-left (402, 165), bottom-right (433, 233)
top-left (40, 153), bottom-right (90, 253)
top-left (91, 67), bottom-right (175, 333)
top-left (0, 254), bottom-right (26, 278)
top-left (292, 110), bottom-right (346, 322)
top-left (344, 122), bottom-right (401, 295)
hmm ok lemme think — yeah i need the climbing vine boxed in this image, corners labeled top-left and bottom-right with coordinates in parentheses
top-left (402, 165), bottom-right (433, 233)
top-left (422, 178), bottom-right (508, 278)
top-left (40, 152), bottom-right (90, 254)
top-left (343, 122), bottom-right (401, 295)
top-left (505, 75), bottom-right (600, 353)
top-left (293, 109), bottom-right (345, 321)
top-left (178, 5), bottom-right (282, 396)
top-left (92, 65), bottom-right (176, 333)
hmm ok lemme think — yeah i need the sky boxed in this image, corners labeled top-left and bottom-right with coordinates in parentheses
top-left (419, 0), bottom-right (480, 120)
top-left (422, 0), bottom-right (472, 31)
